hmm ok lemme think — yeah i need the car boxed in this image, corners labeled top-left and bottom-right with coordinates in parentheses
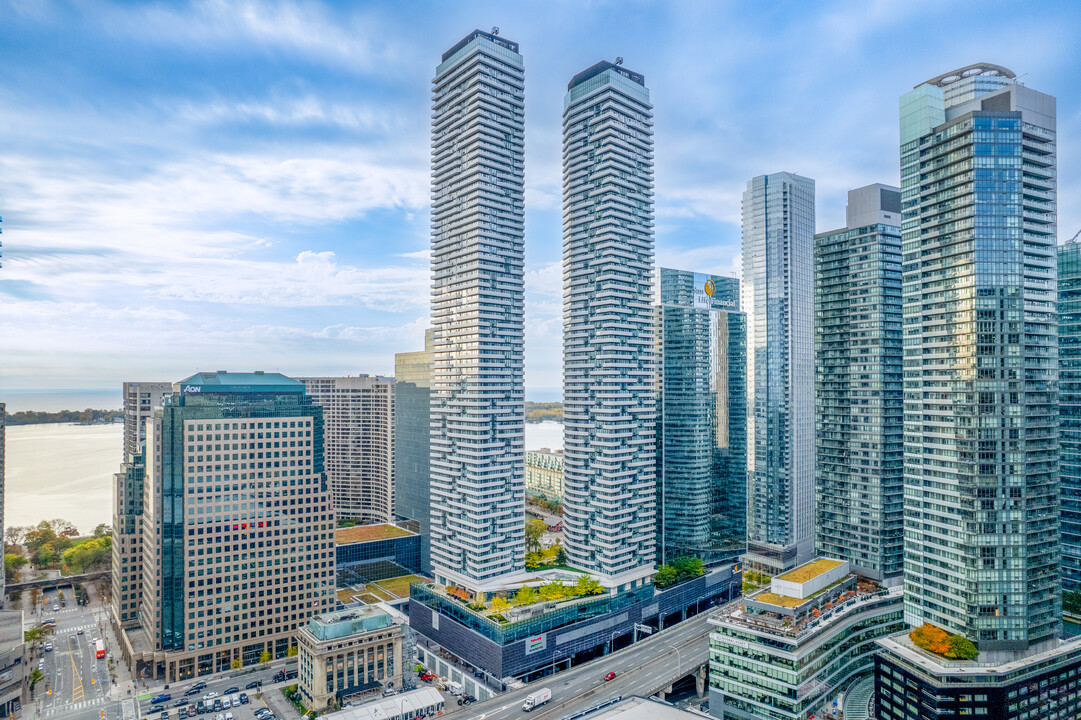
top-left (203, 692), bottom-right (218, 700)
top-left (215, 714), bottom-right (224, 720)
top-left (225, 714), bottom-right (234, 720)
top-left (151, 694), bottom-right (172, 704)
top-left (604, 672), bottom-right (616, 681)
top-left (77, 629), bottom-right (84, 635)
top-left (212, 699), bottom-right (222, 712)
top-left (37, 660), bottom-right (44, 670)
top-left (53, 604), bottom-right (59, 611)
top-left (222, 698), bottom-right (231, 709)
top-left (271, 672), bottom-right (284, 683)
top-left (195, 701), bottom-right (205, 714)
top-left (224, 686), bottom-right (238, 695)
top-left (463, 695), bottom-right (476, 705)
top-left (187, 706), bottom-right (197, 718)
top-left (238, 693), bottom-right (248, 705)
top-left (44, 642), bottom-right (53, 652)
top-left (245, 681), bottom-right (262, 690)
top-left (175, 699), bottom-right (189, 708)
top-left (255, 709), bottom-right (273, 718)
top-left (184, 687), bottom-right (199, 697)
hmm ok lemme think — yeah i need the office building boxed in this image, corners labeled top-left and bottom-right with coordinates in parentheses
top-left (301, 376), bottom-right (395, 524)
top-left (708, 559), bottom-right (904, 720)
top-left (336, 523), bottom-right (422, 580)
top-left (394, 331), bottom-right (433, 574)
top-left (814, 185), bottom-right (904, 584)
top-left (0, 610), bottom-right (25, 718)
top-left (525, 449), bottom-right (564, 502)
top-left (1059, 241), bottom-right (1081, 592)
top-left (118, 371), bottom-right (335, 681)
top-left (429, 29), bottom-right (527, 591)
top-left (742, 172), bottom-right (816, 575)
top-left (112, 381), bottom-right (170, 628)
top-left (898, 64), bottom-right (1059, 657)
top-left (296, 606), bottom-right (404, 711)
top-left (655, 269), bottom-right (746, 567)
top-left (562, 59), bottom-right (657, 585)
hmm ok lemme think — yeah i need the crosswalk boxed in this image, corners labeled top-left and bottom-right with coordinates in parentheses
top-left (43, 696), bottom-right (106, 717)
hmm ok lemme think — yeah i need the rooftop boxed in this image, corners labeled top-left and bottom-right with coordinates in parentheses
top-left (175, 371), bottom-right (303, 393)
top-left (568, 60), bottom-right (645, 91)
top-left (305, 606), bottom-right (395, 641)
top-left (441, 28), bottom-right (519, 62)
top-left (776, 558), bottom-right (844, 584)
top-left (879, 631), bottom-right (1081, 677)
top-left (569, 695), bottom-right (702, 719)
top-left (336, 524), bottom-right (415, 545)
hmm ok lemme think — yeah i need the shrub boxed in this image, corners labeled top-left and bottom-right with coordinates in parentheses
top-left (910, 623), bottom-right (978, 660)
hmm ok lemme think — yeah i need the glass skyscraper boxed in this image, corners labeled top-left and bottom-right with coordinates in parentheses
top-left (1059, 243), bottom-right (1081, 593)
top-left (395, 330), bottom-right (433, 574)
top-left (562, 60), bottom-right (657, 585)
top-left (899, 64), bottom-right (1059, 657)
top-left (429, 30), bottom-right (526, 590)
top-left (742, 172), bottom-right (816, 576)
top-left (656, 269), bottom-right (746, 567)
top-left (814, 184), bottom-right (904, 585)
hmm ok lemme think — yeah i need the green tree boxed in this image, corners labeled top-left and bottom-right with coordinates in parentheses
top-left (93, 523), bottom-right (111, 538)
top-left (554, 540), bottom-right (567, 565)
top-left (513, 586), bottom-right (539, 606)
top-left (489, 596), bottom-right (511, 614)
top-left (28, 668), bottom-right (44, 693)
top-left (60, 536), bottom-right (112, 573)
top-left (946, 634), bottom-right (979, 660)
top-left (525, 552), bottom-right (544, 571)
top-left (654, 565), bottom-right (679, 588)
top-left (4, 553), bottom-right (27, 582)
top-left (287, 645), bottom-right (298, 657)
top-left (672, 556), bottom-right (705, 581)
top-left (575, 575), bottom-right (603, 597)
top-left (24, 625), bottom-right (48, 645)
top-left (539, 581), bottom-right (566, 602)
top-left (525, 518), bottom-right (547, 553)
top-left (231, 658), bottom-right (242, 669)
top-left (260, 650), bottom-right (272, 664)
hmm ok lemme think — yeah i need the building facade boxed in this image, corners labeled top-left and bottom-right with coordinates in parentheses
top-left (524, 449), bottom-right (564, 502)
top-left (395, 331), bottom-right (433, 574)
top-left (813, 185), bottom-right (904, 584)
top-left (297, 607), bottom-right (404, 711)
top-left (0, 402), bottom-right (5, 603)
top-left (899, 64), bottom-right (1059, 656)
top-left (112, 381), bottom-right (171, 628)
top-left (562, 60), bottom-right (657, 585)
top-left (0, 610), bottom-right (25, 718)
top-left (1059, 241), bottom-right (1081, 592)
top-left (301, 376), bottom-right (395, 524)
top-left (656, 269), bottom-right (746, 567)
top-left (120, 371), bottom-right (335, 681)
top-left (708, 560), bottom-right (904, 720)
top-left (336, 524), bottom-right (423, 578)
top-left (742, 172), bottom-right (816, 576)
top-left (429, 29), bottom-right (527, 591)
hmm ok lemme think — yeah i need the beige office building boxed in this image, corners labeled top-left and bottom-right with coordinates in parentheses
top-left (525, 449), bottom-right (564, 502)
top-left (301, 376), bottom-right (395, 524)
top-left (297, 607), bottom-right (404, 711)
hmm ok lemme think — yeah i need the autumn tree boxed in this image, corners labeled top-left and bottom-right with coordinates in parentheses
top-left (525, 518), bottom-right (547, 554)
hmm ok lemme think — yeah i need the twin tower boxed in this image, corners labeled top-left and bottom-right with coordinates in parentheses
top-left (428, 29), bottom-right (657, 591)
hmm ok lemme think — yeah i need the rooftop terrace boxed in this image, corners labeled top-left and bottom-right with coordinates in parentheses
top-left (335, 524), bottom-right (415, 545)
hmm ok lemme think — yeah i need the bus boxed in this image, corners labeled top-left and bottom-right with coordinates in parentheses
top-left (95, 639), bottom-right (105, 659)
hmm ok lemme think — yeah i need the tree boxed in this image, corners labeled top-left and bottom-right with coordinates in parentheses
top-left (93, 523), bottom-right (111, 538)
top-left (24, 625), bottom-right (48, 645)
top-left (287, 645), bottom-right (298, 657)
top-left (539, 582), bottom-right (566, 602)
top-left (231, 658), bottom-right (242, 669)
top-left (489, 596), bottom-right (511, 614)
top-left (4, 553), bottom-right (27, 582)
top-left (30, 587), bottom-right (41, 609)
top-left (672, 556), bottom-right (705, 581)
top-left (260, 650), bottom-right (271, 664)
top-left (554, 540), bottom-right (567, 565)
top-left (61, 536), bottom-right (112, 573)
top-left (513, 586), bottom-right (539, 606)
top-left (28, 668), bottom-right (44, 693)
top-left (4, 525), bottom-right (28, 548)
top-left (654, 565), bottom-right (679, 589)
top-left (525, 518), bottom-right (547, 554)
top-left (947, 634), bottom-right (979, 661)
top-left (575, 575), bottom-right (603, 597)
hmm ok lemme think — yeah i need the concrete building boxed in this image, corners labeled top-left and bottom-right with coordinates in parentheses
top-left (320, 686), bottom-right (444, 720)
top-left (570, 696), bottom-right (705, 720)
top-left (0, 610), bottom-right (25, 718)
top-left (117, 371), bottom-right (336, 681)
top-left (656, 269), bottom-right (746, 567)
top-left (742, 172), bottom-right (816, 576)
top-left (297, 606), bottom-right (404, 711)
top-left (524, 449), bottom-right (563, 502)
top-left (394, 331), bottom-right (433, 574)
top-left (429, 29), bottom-right (527, 591)
top-left (708, 559), bottom-right (904, 720)
top-left (1059, 240), bottom-right (1081, 592)
top-left (336, 524), bottom-right (422, 579)
top-left (112, 382), bottom-right (171, 627)
top-left (898, 64), bottom-right (1059, 657)
top-left (813, 185), bottom-right (904, 585)
top-left (301, 376), bottom-right (395, 524)
top-left (562, 59), bottom-right (657, 586)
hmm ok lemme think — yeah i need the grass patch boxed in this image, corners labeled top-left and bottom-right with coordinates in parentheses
top-left (753, 592), bottom-right (804, 608)
top-left (336, 589), bottom-right (359, 603)
top-left (357, 593), bottom-right (383, 605)
top-left (374, 574), bottom-right (427, 599)
top-left (361, 584), bottom-right (394, 601)
top-left (776, 559), bottom-right (843, 584)
top-left (335, 524), bottom-right (413, 545)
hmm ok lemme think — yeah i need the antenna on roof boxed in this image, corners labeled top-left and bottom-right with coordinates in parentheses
top-left (491, 26), bottom-right (499, 36)
top-left (615, 56), bottom-right (624, 66)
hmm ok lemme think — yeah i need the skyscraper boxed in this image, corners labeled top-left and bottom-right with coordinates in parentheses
top-left (742, 172), bottom-right (816, 576)
top-left (656, 268), bottom-right (746, 567)
top-left (1059, 241), bottom-right (1081, 593)
top-left (112, 381), bottom-right (170, 628)
top-left (301, 375), bottom-right (395, 524)
top-left (395, 330), bottom-right (433, 574)
top-left (562, 59), bottom-right (656, 585)
top-left (898, 64), bottom-right (1059, 657)
top-left (129, 371), bottom-right (335, 681)
top-left (429, 29), bottom-right (526, 590)
top-left (814, 185), bottom-right (904, 585)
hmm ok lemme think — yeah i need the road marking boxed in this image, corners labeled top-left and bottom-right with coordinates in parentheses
top-left (68, 635), bottom-right (85, 703)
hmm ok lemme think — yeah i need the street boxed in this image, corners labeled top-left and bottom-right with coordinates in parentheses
top-left (444, 609), bottom-right (716, 720)
top-left (133, 663), bottom-right (299, 720)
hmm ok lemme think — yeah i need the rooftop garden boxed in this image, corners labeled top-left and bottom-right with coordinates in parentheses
top-left (909, 623), bottom-right (979, 661)
top-left (654, 556), bottom-right (706, 589)
top-left (335, 523), bottom-right (413, 544)
top-left (776, 558), bottom-right (843, 584)
top-left (441, 574), bottom-right (606, 623)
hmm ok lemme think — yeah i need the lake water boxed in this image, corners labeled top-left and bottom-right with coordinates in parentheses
top-left (0, 389), bottom-right (122, 413)
top-left (3, 423), bottom-right (121, 535)
top-left (525, 421), bottom-right (563, 451)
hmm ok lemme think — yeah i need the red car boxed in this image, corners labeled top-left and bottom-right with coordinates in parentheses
top-left (604, 672), bottom-right (616, 681)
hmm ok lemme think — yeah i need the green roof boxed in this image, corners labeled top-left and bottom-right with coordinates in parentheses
top-left (177, 371), bottom-right (303, 394)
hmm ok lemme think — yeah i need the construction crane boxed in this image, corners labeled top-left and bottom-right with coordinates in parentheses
top-left (1070, 228), bottom-right (1081, 244)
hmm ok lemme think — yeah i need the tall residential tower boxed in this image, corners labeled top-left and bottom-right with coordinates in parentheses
top-left (656, 269), bottom-right (746, 566)
top-left (562, 60), bottom-right (656, 585)
top-left (1060, 241), bottom-right (1081, 592)
top-left (742, 172), bottom-right (816, 575)
top-left (814, 185), bottom-right (904, 585)
top-left (429, 29), bottom-right (526, 590)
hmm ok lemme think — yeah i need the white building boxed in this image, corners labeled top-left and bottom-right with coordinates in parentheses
top-left (428, 29), bottom-right (527, 591)
top-left (741, 172), bottom-right (816, 575)
top-left (301, 376), bottom-right (395, 524)
top-left (562, 60), bottom-right (657, 586)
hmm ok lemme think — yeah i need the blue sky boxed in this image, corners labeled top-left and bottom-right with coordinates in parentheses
top-left (2, 0), bottom-right (1079, 397)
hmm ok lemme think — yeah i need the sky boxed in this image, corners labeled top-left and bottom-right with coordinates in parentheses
top-left (1, 0), bottom-right (1079, 398)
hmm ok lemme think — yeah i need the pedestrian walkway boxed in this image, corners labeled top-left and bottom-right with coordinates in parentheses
top-left (42, 697), bottom-right (106, 717)
top-left (842, 675), bottom-right (875, 720)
